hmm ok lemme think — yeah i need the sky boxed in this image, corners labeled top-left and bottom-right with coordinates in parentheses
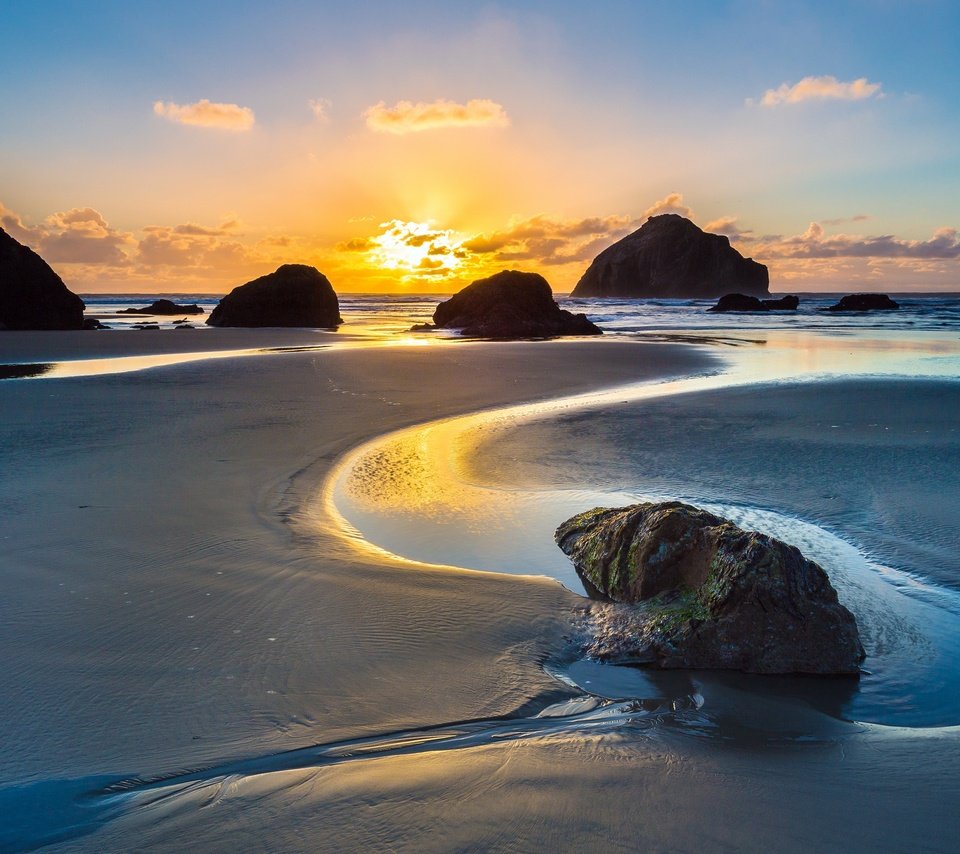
top-left (1, 0), bottom-right (958, 294)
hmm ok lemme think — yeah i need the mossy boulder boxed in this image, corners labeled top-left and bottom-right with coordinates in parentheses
top-left (556, 501), bottom-right (864, 674)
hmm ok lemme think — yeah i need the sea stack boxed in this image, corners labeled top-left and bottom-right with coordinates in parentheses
top-left (825, 293), bottom-right (899, 312)
top-left (431, 270), bottom-right (601, 338)
top-left (556, 501), bottom-right (864, 675)
top-left (0, 226), bottom-right (85, 330)
top-left (572, 214), bottom-right (769, 299)
top-left (207, 264), bottom-right (342, 328)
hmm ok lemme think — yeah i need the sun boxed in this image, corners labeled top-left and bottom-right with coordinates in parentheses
top-left (367, 220), bottom-right (466, 279)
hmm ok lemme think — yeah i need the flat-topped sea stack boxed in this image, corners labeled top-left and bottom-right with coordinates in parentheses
top-left (0, 226), bottom-right (85, 330)
top-left (120, 299), bottom-right (204, 315)
top-left (208, 264), bottom-right (342, 328)
top-left (708, 293), bottom-right (799, 312)
top-left (825, 293), bottom-right (899, 312)
top-left (556, 501), bottom-right (864, 674)
top-left (431, 270), bottom-right (601, 338)
top-left (572, 214), bottom-right (769, 299)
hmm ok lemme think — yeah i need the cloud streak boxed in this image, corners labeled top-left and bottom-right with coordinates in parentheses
top-left (462, 213), bottom-right (637, 266)
top-left (153, 99), bottom-right (255, 131)
top-left (364, 98), bottom-right (509, 134)
top-left (754, 76), bottom-right (883, 107)
top-left (753, 222), bottom-right (960, 259)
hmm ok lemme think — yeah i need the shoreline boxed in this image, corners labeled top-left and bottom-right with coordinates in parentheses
top-left (2, 329), bottom-right (960, 850)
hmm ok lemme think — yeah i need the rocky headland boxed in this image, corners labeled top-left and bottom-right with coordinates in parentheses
top-left (572, 214), bottom-right (769, 299)
top-left (207, 264), bottom-right (342, 328)
top-left (426, 270), bottom-right (601, 338)
top-left (555, 501), bottom-right (864, 674)
top-left (0, 227), bottom-right (85, 330)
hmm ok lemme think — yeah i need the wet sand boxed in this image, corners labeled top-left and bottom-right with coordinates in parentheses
top-left (2, 332), bottom-right (959, 851)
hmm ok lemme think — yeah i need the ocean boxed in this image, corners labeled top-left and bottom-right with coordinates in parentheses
top-left (80, 292), bottom-right (960, 335)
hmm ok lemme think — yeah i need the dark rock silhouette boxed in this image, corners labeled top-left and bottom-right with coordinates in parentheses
top-left (556, 501), bottom-right (864, 674)
top-left (572, 214), bottom-right (769, 299)
top-left (708, 293), bottom-right (799, 312)
top-left (824, 293), bottom-right (899, 312)
top-left (430, 270), bottom-right (601, 338)
top-left (207, 265), bottom-right (342, 328)
top-left (0, 227), bottom-right (85, 330)
top-left (82, 318), bottom-right (109, 330)
top-left (708, 293), bottom-right (766, 312)
top-left (763, 294), bottom-right (799, 310)
top-left (120, 299), bottom-right (204, 315)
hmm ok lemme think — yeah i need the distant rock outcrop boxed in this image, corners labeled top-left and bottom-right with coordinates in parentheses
top-left (707, 293), bottom-right (766, 312)
top-left (556, 501), bottom-right (864, 674)
top-left (0, 227), bottom-right (85, 330)
top-left (763, 295), bottom-right (800, 310)
top-left (429, 270), bottom-right (601, 338)
top-left (207, 265), bottom-right (342, 328)
top-left (824, 293), bottom-right (899, 312)
top-left (120, 299), bottom-right (204, 315)
top-left (572, 215), bottom-right (769, 299)
top-left (708, 293), bottom-right (799, 312)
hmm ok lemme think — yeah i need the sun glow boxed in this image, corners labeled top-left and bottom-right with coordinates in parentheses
top-left (366, 220), bottom-right (467, 279)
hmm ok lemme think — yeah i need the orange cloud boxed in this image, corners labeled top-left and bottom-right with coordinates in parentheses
top-left (153, 99), bottom-right (255, 131)
top-left (461, 213), bottom-right (636, 266)
top-left (755, 76), bottom-right (883, 107)
top-left (364, 98), bottom-right (509, 134)
top-left (644, 193), bottom-right (693, 219)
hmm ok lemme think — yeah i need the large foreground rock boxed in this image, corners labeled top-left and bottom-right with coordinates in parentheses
top-left (431, 270), bottom-right (601, 338)
top-left (825, 293), bottom-right (899, 312)
top-left (0, 227), bottom-right (85, 330)
top-left (120, 299), bottom-right (204, 315)
top-left (208, 265), bottom-right (342, 328)
top-left (572, 215), bottom-right (769, 299)
top-left (555, 501), bottom-right (864, 674)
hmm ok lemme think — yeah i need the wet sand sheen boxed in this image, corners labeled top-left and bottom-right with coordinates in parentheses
top-left (2, 332), bottom-right (959, 851)
top-left (329, 332), bottom-right (960, 727)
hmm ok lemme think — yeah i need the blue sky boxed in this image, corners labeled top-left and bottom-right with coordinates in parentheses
top-left (1, 1), bottom-right (958, 291)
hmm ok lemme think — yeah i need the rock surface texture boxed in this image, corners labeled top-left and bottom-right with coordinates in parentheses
top-left (207, 265), bottom-right (342, 328)
top-left (0, 227), bottom-right (85, 330)
top-left (556, 501), bottom-right (864, 674)
top-left (825, 293), bottom-right (899, 312)
top-left (572, 215), bottom-right (769, 298)
top-left (431, 270), bottom-right (601, 338)
top-left (120, 299), bottom-right (204, 315)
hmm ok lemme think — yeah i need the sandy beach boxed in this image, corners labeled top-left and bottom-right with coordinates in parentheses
top-left (2, 329), bottom-right (959, 851)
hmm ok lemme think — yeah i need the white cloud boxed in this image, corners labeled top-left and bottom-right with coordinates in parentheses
top-left (153, 99), bottom-right (255, 131)
top-left (754, 76), bottom-right (883, 107)
top-left (364, 98), bottom-right (510, 134)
